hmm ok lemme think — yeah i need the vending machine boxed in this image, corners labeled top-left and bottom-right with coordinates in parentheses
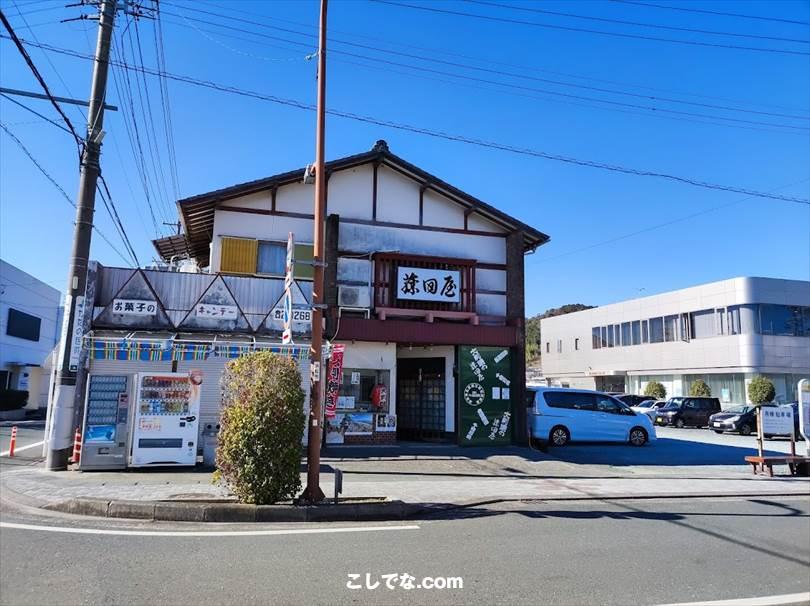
top-left (80, 374), bottom-right (133, 470)
top-left (130, 372), bottom-right (201, 467)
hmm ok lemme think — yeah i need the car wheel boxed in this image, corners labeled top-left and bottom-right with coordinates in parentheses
top-left (713, 430), bottom-right (723, 434)
top-left (549, 426), bottom-right (570, 447)
top-left (675, 418), bottom-right (685, 429)
top-left (739, 424), bottom-right (752, 436)
top-left (629, 427), bottom-right (648, 446)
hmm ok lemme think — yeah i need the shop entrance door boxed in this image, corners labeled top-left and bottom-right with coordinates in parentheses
top-left (396, 358), bottom-right (447, 441)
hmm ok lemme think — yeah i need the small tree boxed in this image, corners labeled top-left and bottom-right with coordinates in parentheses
top-left (748, 376), bottom-right (775, 405)
top-left (644, 381), bottom-right (666, 400)
top-left (215, 351), bottom-right (305, 504)
top-left (689, 379), bottom-right (712, 397)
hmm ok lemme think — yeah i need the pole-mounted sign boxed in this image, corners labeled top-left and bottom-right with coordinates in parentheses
top-left (282, 231), bottom-right (294, 345)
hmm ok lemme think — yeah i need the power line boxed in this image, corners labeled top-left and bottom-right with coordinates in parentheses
top-left (369, 0), bottom-right (810, 56)
top-left (161, 4), bottom-right (810, 122)
top-left (97, 174), bottom-right (141, 265)
top-left (0, 120), bottom-right (135, 266)
top-left (10, 35), bottom-right (807, 205)
top-left (156, 10), bottom-right (809, 132)
top-left (153, 5), bottom-right (181, 199)
top-left (0, 92), bottom-right (74, 135)
top-left (611, 0), bottom-right (810, 27)
top-left (467, 0), bottom-right (810, 45)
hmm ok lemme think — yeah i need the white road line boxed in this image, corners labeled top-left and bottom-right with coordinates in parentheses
top-left (659, 592), bottom-right (810, 606)
top-left (0, 440), bottom-right (45, 457)
top-left (0, 521), bottom-right (420, 537)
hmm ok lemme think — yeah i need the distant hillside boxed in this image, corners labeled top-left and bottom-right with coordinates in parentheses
top-left (526, 304), bottom-right (595, 361)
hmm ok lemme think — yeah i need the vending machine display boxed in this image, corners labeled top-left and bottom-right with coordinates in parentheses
top-left (80, 375), bottom-right (131, 470)
top-left (130, 373), bottom-right (201, 467)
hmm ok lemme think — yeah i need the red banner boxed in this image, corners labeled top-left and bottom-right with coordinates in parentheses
top-left (324, 344), bottom-right (345, 418)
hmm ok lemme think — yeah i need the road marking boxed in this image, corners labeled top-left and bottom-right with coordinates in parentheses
top-left (0, 440), bottom-right (45, 457)
top-left (659, 592), bottom-right (810, 606)
top-left (0, 521), bottom-right (420, 537)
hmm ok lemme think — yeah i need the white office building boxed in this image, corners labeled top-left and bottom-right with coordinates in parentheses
top-left (539, 277), bottom-right (810, 405)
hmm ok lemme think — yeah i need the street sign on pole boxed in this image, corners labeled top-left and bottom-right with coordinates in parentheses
top-left (282, 232), bottom-right (294, 345)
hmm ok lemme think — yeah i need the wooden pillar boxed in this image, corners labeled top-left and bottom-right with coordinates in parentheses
top-left (506, 230), bottom-right (528, 446)
top-left (324, 214), bottom-right (340, 338)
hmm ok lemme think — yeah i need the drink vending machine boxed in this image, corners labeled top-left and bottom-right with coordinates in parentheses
top-left (130, 372), bottom-right (202, 467)
top-left (80, 374), bottom-right (133, 470)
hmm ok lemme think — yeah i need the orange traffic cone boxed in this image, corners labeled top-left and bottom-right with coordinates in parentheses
top-left (8, 426), bottom-right (17, 457)
top-left (70, 428), bottom-right (82, 464)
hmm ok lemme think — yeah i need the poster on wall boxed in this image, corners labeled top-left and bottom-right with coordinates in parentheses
top-left (458, 346), bottom-right (512, 446)
top-left (324, 412), bottom-right (374, 443)
top-left (376, 414), bottom-right (397, 432)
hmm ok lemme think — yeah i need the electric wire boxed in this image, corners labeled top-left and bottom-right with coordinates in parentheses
top-left (610, 0), bottom-right (810, 27)
top-left (153, 4), bottom-right (181, 199)
top-left (0, 120), bottom-right (135, 266)
top-left (6, 35), bottom-right (806, 205)
top-left (369, 0), bottom-right (810, 56)
top-left (0, 92), bottom-right (74, 135)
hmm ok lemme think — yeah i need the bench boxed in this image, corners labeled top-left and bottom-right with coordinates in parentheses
top-left (744, 455), bottom-right (810, 477)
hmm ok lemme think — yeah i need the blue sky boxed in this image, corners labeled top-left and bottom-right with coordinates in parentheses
top-left (1, 0), bottom-right (808, 316)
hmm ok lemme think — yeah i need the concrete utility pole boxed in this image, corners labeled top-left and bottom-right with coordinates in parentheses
top-left (47, 0), bottom-right (117, 470)
top-left (301, 0), bottom-right (328, 503)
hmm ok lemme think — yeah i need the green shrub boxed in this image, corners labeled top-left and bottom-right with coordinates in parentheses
top-left (748, 376), bottom-right (775, 405)
top-left (0, 390), bottom-right (28, 411)
top-left (689, 380), bottom-right (712, 397)
top-left (215, 351), bottom-right (305, 504)
top-left (643, 381), bottom-right (666, 400)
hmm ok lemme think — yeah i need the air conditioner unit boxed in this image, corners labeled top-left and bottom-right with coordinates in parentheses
top-left (338, 285), bottom-right (371, 308)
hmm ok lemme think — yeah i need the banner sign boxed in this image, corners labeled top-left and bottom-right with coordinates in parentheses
top-left (68, 295), bottom-right (85, 372)
top-left (112, 299), bottom-right (157, 316)
top-left (396, 267), bottom-right (460, 303)
top-left (282, 231), bottom-right (295, 344)
top-left (195, 303), bottom-right (238, 319)
top-left (799, 380), bottom-right (810, 448)
top-left (458, 346), bottom-right (512, 446)
top-left (324, 344), bottom-right (345, 419)
top-left (761, 406), bottom-right (794, 437)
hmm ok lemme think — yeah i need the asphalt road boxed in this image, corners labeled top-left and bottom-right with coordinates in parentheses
top-left (1, 495), bottom-right (808, 606)
top-left (0, 423), bottom-right (45, 468)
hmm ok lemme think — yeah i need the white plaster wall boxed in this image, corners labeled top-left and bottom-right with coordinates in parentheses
top-left (540, 277), bottom-right (810, 379)
top-left (338, 341), bottom-right (397, 413)
top-left (467, 213), bottom-right (503, 233)
top-left (422, 190), bottom-right (465, 229)
top-left (338, 222), bottom-right (506, 264)
top-left (327, 165), bottom-right (374, 220)
top-left (219, 190), bottom-right (272, 211)
top-left (476, 293), bottom-right (507, 317)
top-left (475, 268), bottom-right (506, 291)
top-left (376, 166), bottom-right (420, 224)
top-left (397, 345), bottom-right (456, 432)
top-left (276, 181), bottom-right (315, 214)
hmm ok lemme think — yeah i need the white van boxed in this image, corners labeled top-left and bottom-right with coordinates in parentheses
top-left (527, 387), bottom-right (657, 447)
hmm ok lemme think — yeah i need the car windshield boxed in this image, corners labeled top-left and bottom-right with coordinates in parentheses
top-left (637, 401), bottom-right (654, 408)
top-left (664, 398), bottom-right (685, 409)
top-left (724, 405), bottom-right (751, 414)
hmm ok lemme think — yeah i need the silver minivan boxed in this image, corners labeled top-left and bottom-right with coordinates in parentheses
top-left (527, 387), bottom-right (657, 447)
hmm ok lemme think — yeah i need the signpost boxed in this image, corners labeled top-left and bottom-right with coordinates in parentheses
top-left (799, 379), bottom-right (810, 456)
top-left (759, 404), bottom-right (797, 458)
top-left (282, 232), bottom-right (294, 345)
top-left (458, 346), bottom-right (512, 446)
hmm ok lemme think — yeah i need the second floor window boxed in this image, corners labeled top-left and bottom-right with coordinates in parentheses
top-left (220, 236), bottom-right (314, 279)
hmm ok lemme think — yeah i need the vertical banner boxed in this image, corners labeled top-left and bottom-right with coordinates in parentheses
top-left (799, 379), bottom-right (810, 454)
top-left (324, 344), bottom-right (345, 418)
top-left (282, 232), bottom-right (294, 345)
top-left (458, 346), bottom-right (513, 446)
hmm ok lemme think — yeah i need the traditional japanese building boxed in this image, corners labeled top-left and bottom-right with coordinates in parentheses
top-left (77, 140), bottom-right (548, 460)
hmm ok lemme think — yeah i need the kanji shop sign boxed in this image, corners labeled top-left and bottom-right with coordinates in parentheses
top-left (195, 303), bottom-right (238, 319)
top-left (396, 267), bottom-right (460, 303)
top-left (113, 299), bottom-right (157, 316)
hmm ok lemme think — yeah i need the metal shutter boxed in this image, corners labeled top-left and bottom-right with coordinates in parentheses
top-left (220, 237), bottom-right (258, 274)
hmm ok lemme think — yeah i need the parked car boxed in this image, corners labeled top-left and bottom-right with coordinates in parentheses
top-left (527, 387), bottom-right (657, 447)
top-left (764, 402), bottom-right (803, 440)
top-left (709, 403), bottom-right (776, 436)
top-left (615, 394), bottom-right (654, 407)
top-left (655, 397), bottom-right (721, 428)
top-left (631, 399), bottom-right (664, 421)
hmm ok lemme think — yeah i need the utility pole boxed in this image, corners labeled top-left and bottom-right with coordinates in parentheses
top-left (47, 0), bottom-right (117, 470)
top-left (301, 0), bottom-right (328, 503)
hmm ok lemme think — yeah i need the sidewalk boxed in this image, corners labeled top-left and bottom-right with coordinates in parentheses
top-left (2, 444), bottom-right (808, 522)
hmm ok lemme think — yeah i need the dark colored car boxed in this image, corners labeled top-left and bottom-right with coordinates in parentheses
top-left (615, 394), bottom-right (654, 407)
top-left (655, 397), bottom-right (722, 428)
top-left (709, 403), bottom-right (776, 436)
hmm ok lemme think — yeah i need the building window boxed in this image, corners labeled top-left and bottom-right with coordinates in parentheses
top-left (642, 320), bottom-right (649, 343)
top-left (557, 339), bottom-right (562, 353)
top-left (6, 308), bottom-right (41, 342)
top-left (601, 326), bottom-right (608, 348)
top-left (631, 320), bottom-right (641, 345)
top-left (760, 304), bottom-right (806, 336)
top-left (221, 236), bottom-right (314, 279)
top-left (256, 241), bottom-right (285, 275)
top-left (621, 322), bottom-right (631, 346)
top-left (575, 337), bottom-right (580, 351)
top-left (546, 342), bottom-right (550, 354)
top-left (716, 308), bottom-right (725, 335)
top-left (728, 304), bottom-right (759, 335)
top-left (649, 317), bottom-right (664, 343)
top-left (338, 368), bottom-right (391, 413)
top-left (220, 236), bottom-right (258, 274)
top-left (663, 315), bottom-right (679, 342)
top-left (592, 327), bottom-right (600, 349)
top-left (690, 309), bottom-right (716, 339)
top-left (606, 326), bottom-right (614, 348)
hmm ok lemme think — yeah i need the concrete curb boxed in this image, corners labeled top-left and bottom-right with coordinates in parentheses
top-left (41, 497), bottom-right (420, 522)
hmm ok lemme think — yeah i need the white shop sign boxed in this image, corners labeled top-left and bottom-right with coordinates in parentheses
top-left (396, 267), bottom-right (460, 303)
top-left (112, 298), bottom-right (157, 316)
top-left (269, 307), bottom-right (312, 324)
top-left (760, 406), bottom-right (794, 437)
top-left (195, 303), bottom-right (238, 319)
